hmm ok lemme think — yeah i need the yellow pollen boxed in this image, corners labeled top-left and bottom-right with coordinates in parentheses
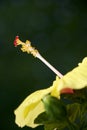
top-left (16, 38), bottom-right (39, 57)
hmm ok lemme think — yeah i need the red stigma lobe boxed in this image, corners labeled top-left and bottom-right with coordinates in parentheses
top-left (14, 36), bottom-right (19, 47)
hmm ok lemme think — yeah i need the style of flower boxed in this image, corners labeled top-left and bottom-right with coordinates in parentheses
top-left (14, 36), bottom-right (87, 128)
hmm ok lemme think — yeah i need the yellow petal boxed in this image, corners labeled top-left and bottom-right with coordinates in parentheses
top-left (51, 57), bottom-right (87, 97)
top-left (62, 57), bottom-right (87, 90)
top-left (51, 76), bottom-right (60, 98)
top-left (14, 87), bottom-right (53, 128)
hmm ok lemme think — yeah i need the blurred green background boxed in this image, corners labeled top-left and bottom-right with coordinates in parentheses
top-left (0, 0), bottom-right (87, 130)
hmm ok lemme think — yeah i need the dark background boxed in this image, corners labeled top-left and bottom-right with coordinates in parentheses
top-left (0, 0), bottom-right (87, 130)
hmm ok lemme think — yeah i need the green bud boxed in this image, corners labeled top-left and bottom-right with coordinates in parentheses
top-left (42, 94), bottom-right (67, 121)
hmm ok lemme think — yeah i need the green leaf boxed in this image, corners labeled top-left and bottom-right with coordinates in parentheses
top-left (44, 121), bottom-right (67, 130)
top-left (34, 93), bottom-right (87, 130)
top-left (34, 112), bottom-right (50, 124)
top-left (67, 103), bottom-right (81, 122)
top-left (34, 111), bottom-right (68, 130)
top-left (79, 103), bottom-right (87, 129)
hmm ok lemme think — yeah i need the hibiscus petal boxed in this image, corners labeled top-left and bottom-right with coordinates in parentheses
top-left (14, 87), bottom-right (53, 128)
top-left (62, 57), bottom-right (87, 90)
top-left (51, 57), bottom-right (87, 98)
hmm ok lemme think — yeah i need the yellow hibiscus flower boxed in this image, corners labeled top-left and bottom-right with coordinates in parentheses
top-left (14, 36), bottom-right (87, 128)
top-left (14, 57), bottom-right (87, 128)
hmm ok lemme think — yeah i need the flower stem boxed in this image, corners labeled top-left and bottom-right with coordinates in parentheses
top-left (67, 119), bottom-right (79, 130)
